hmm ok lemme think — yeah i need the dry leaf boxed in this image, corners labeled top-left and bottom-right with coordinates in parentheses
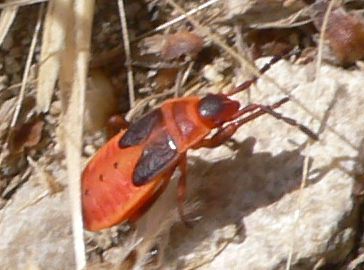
top-left (154, 68), bottom-right (179, 90)
top-left (312, 2), bottom-right (364, 65)
top-left (8, 116), bottom-right (44, 153)
top-left (245, 28), bottom-right (300, 58)
top-left (161, 31), bottom-right (204, 60)
top-left (1, 152), bottom-right (27, 178)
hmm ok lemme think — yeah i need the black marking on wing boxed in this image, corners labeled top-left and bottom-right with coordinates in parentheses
top-left (133, 131), bottom-right (178, 186)
top-left (119, 109), bottom-right (163, 148)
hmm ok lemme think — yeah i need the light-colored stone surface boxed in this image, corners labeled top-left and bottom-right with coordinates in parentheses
top-left (225, 0), bottom-right (309, 27)
top-left (0, 176), bottom-right (74, 269)
top-left (156, 60), bottom-right (362, 269)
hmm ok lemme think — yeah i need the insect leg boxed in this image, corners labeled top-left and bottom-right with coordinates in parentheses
top-left (177, 153), bottom-right (192, 227)
top-left (107, 114), bottom-right (130, 137)
top-left (193, 124), bottom-right (240, 149)
top-left (128, 168), bottom-right (176, 222)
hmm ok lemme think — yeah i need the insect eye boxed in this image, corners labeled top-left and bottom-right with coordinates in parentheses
top-left (198, 94), bottom-right (224, 119)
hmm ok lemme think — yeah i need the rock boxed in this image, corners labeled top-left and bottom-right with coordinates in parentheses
top-left (195, 172), bottom-right (356, 270)
top-left (103, 247), bottom-right (126, 265)
top-left (83, 144), bottom-right (96, 157)
top-left (224, 0), bottom-right (309, 28)
top-left (0, 175), bottom-right (74, 269)
top-left (49, 100), bottom-right (62, 116)
top-left (154, 60), bottom-right (361, 269)
top-left (203, 64), bottom-right (224, 83)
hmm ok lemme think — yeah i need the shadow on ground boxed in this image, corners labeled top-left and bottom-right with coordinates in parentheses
top-left (165, 137), bottom-right (311, 267)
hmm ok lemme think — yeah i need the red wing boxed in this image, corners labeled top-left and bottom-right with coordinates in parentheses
top-left (82, 131), bottom-right (177, 231)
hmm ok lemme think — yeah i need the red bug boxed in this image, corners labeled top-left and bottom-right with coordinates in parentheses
top-left (82, 55), bottom-right (318, 231)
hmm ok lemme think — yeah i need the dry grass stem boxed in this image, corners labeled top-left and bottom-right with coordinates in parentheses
top-left (125, 90), bottom-right (174, 121)
top-left (283, 3), bottom-right (339, 261)
top-left (135, 0), bottom-right (221, 41)
top-left (36, 0), bottom-right (69, 113)
top-left (118, 0), bottom-right (135, 108)
top-left (9, 4), bottom-right (44, 128)
top-left (181, 61), bottom-right (194, 87)
top-left (173, 69), bottom-right (183, 97)
top-left (0, 0), bottom-right (47, 9)
top-left (60, 0), bottom-right (95, 269)
top-left (0, 4), bottom-right (18, 46)
top-left (284, 1), bottom-right (338, 256)
top-left (315, 0), bottom-right (337, 85)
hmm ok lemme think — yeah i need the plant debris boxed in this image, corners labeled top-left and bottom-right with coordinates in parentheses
top-left (161, 31), bottom-right (204, 60)
top-left (312, 0), bottom-right (364, 65)
top-left (8, 115), bottom-right (44, 153)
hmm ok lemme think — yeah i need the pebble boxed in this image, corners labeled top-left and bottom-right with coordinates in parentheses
top-left (50, 101), bottom-right (62, 116)
top-left (84, 144), bottom-right (96, 156)
top-left (203, 64), bottom-right (224, 83)
top-left (103, 247), bottom-right (125, 265)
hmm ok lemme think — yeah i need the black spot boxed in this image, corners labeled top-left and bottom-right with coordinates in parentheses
top-left (113, 162), bottom-right (118, 169)
top-left (199, 94), bottom-right (224, 119)
top-left (99, 175), bottom-right (104, 182)
top-left (119, 110), bottom-right (163, 148)
top-left (133, 131), bottom-right (178, 186)
top-left (84, 189), bottom-right (89, 195)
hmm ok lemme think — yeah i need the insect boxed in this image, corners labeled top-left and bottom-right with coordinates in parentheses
top-left (82, 55), bottom-right (318, 231)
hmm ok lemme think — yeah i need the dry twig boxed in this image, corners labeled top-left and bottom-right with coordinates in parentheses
top-left (36, 0), bottom-right (69, 112)
top-left (60, 0), bottom-right (95, 269)
top-left (9, 4), bottom-right (44, 128)
top-left (315, 0), bottom-right (337, 85)
top-left (135, 0), bottom-right (221, 41)
top-left (0, 3), bottom-right (18, 46)
top-left (118, 0), bottom-right (135, 108)
top-left (0, 0), bottom-right (47, 9)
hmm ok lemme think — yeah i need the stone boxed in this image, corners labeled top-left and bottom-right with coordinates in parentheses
top-left (141, 60), bottom-right (362, 269)
top-left (0, 175), bottom-right (74, 269)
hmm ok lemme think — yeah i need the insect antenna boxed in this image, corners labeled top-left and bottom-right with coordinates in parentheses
top-left (228, 49), bottom-right (300, 97)
top-left (234, 98), bottom-right (319, 141)
top-left (225, 49), bottom-right (318, 140)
